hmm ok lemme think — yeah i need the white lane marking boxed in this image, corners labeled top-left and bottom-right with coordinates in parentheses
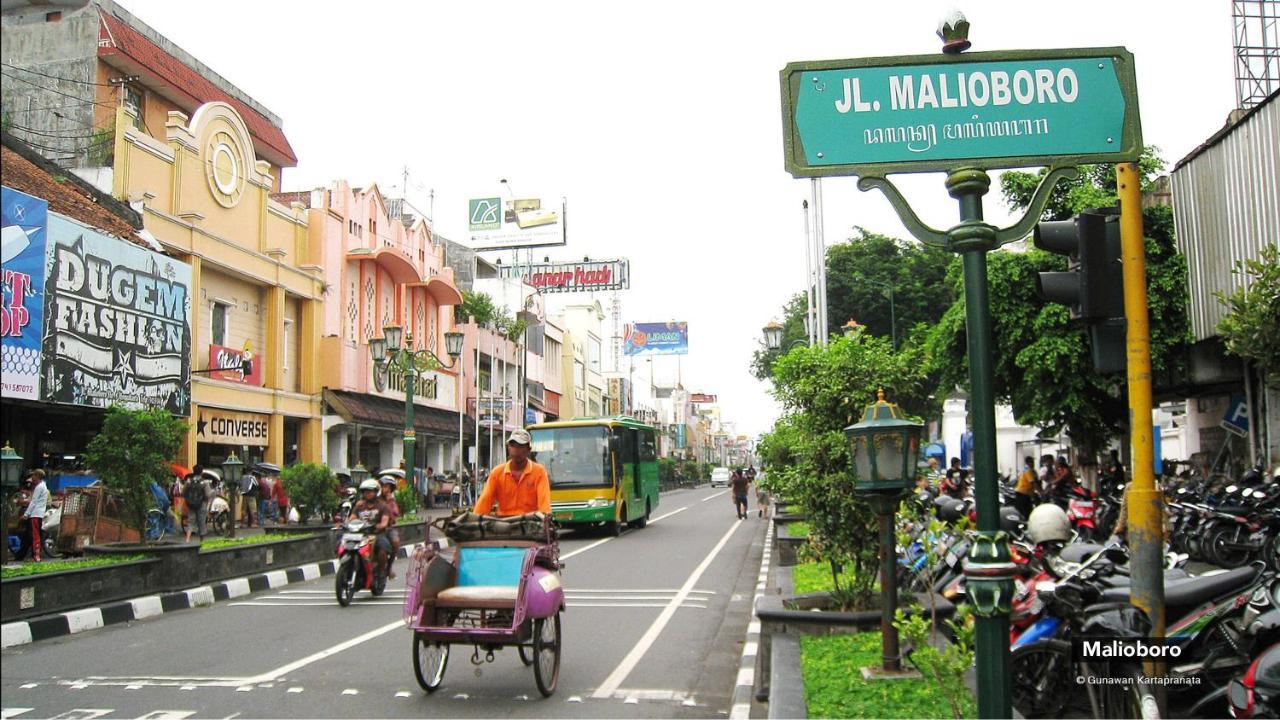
top-left (180, 686), bottom-right (196, 691)
top-left (592, 520), bottom-right (742, 698)
top-left (20, 683), bottom-right (38, 689)
top-left (567, 589), bottom-right (716, 594)
top-left (129, 596), bottom-right (164, 620)
top-left (1, 622), bottom-right (32, 649)
top-left (228, 601), bottom-right (402, 607)
top-left (235, 686), bottom-right (252, 692)
top-left (624, 697), bottom-right (639, 705)
top-left (69, 684), bottom-right (89, 690)
top-left (395, 691), bottom-right (410, 698)
top-left (569, 603), bottom-right (708, 609)
top-left (566, 696), bottom-right (583, 703)
top-left (452, 693), bottom-right (469, 700)
top-left (560, 536), bottom-right (613, 560)
top-left (48, 712), bottom-right (111, 720)
top-left (242, 621), bottom-right (403, 685)
top-left (287, 687), bottom-right (304, 694)
top-left (341, 689), bottom-right (358, 695)
top-left (647, 506), bottom-right (688, 524)
top-left (566, 595), bottom-right (708, 602)
top-left (701, 491), bottom-right (728, 502)
top-left (1, 710), bottom-right (34, 719)
top-left (134, 712), bottom-right (196, 720)
top-left (125, 684), bottom-right (142, 690)
top-left (275, 590), bottom-right (405, 595)
top-left (64, 609), bottom-right (104, 635)
top-left (612, 689), bottom-right (691, 701)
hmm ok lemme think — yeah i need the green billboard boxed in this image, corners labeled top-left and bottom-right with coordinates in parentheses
top-left (781, 47), bottom-right (1141, 177)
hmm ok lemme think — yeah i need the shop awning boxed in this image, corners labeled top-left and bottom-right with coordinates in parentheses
top-left (324, 389), bottom-right (476, 441)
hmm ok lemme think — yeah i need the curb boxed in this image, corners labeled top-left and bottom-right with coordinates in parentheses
top-left (1, 540), bottom-right (439, 650)
top-left (730, 513), bottom-right (773, 719)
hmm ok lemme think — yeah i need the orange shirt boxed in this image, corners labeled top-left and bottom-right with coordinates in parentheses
top-left (474, 460), bottom-right (551, 517)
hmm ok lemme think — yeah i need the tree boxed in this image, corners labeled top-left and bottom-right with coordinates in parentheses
top-left (458, 290), bottom-right (501, 327)
top-left (83, 406), bottom-right (188, 537)
top-left (1000, 146), bottom-right (1168, 221)
top-left (759, 331), bottom-right (931, 610)
top-left (1216, 243), bottom-right (1280, 387)
top-left (928, 148), bottom-right (1192, 463)
top-left (280, 462), bottom-right (340, 523)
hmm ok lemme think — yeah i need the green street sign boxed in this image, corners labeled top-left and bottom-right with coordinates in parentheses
top-left (781, 47), bottom-right (1141, 177)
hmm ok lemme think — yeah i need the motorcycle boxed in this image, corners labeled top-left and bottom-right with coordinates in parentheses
top-left (1229, 643), bottom-right (1280, 718)
top-left (335, 518), bottom-right (387, 606)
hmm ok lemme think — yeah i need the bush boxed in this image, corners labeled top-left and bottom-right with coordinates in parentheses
top-left (280, 463), bottom-right (339, 523)
top-left (83, 406), bottom-right (187, 535)
top-left (394, 484), bottom-right (418, 518)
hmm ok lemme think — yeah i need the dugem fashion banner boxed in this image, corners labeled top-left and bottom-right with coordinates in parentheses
top-left (1, 186), bottom-right (47, 400)
top-left (42, 215), bottom-right (192, 413)
top-left (623, 322), bottom-right (689, 356)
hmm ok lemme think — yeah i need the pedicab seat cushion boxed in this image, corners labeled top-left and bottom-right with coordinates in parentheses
top-left (436, 584), bottom-right (519, 607)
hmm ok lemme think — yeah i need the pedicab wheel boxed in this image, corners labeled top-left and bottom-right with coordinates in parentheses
top-left (335, 558), bottom-right (356, 607)
top-left (533, 613), bottom-right (561, 697)
top-left (518, 642), bottom-right (535, 666)
top-left (412, 632), bottom-right (449, 693)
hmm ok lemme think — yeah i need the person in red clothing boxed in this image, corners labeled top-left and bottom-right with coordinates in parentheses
top-left (274, 475), bottom-right (290, 524)
top-left (474, 428), bottom-right (551, 517)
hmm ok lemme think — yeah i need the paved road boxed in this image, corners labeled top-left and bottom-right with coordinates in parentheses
top-left (1, 486), bottom-right (768, 719)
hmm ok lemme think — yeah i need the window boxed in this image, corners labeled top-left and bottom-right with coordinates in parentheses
top-left (124, 86), bottom-right (143, 129)
top-left (574, 359), bottom-right (585, 389)
top-left (45, 11), bottom-right (61, 21)
top-left (589, 337), bottom-right (601, 372)
top-left (210, 301), bottom-right (230, 347)
top-left (640, 429), bottom-right (657, 462)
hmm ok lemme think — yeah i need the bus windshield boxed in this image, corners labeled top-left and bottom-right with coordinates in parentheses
top-left (531, 426), bottom-right (611, 489)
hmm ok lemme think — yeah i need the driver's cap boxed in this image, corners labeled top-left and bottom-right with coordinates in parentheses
top-left (509, 428), bottom-right (532, 446)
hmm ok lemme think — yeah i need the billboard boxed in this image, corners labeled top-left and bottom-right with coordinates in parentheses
top-left (497, 258), bottom-right (629, 293)
top-left (208, 343), bottom-right (263, 386)
top-left (623, 322), bottom-right (688, 356)
top-left (43, 215), bottom-right (192, 413)
top-left (689, 393), bottom-right (717, 404)
top-left (2, 186), bottom-right (48, 400)
top-left (467, 193), bottom-right (567, 251)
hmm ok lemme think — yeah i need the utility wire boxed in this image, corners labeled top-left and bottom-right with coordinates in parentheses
top-left (1, 71), bottom-right (118, 110)
top-left (3, 100), bottom-right (100, 116)
top-left (1, 62), bottom-right (119, 87)
top-left (7, 122), bottom-right (113, 140)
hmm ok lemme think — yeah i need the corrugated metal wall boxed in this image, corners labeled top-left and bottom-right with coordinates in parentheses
top-left (1171, 97), bottom-right (1280, 341)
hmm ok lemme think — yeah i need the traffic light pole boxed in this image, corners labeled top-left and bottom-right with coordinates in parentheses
top-left (1117, 162), bottom-right (1165, 678)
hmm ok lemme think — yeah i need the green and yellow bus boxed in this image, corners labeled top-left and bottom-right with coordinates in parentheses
top-left (529, 416), bottom-right (660, 535)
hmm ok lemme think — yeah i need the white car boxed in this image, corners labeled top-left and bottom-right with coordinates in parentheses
top-left (710, 468), bottom-right (732, 487)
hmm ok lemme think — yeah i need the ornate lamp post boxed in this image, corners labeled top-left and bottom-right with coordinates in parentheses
top-left (221, 452), bottom-right (244, 539)
top-left (369, 325), bottom-right (464, 508)
top-left (845, 390), bottom-right (922, 674)
top-left (763, 320), bottom-right (809, 353)
top-left (350, 462), bottom-right (370, 487)
top-left (1, 442), bottom-right (24, 564)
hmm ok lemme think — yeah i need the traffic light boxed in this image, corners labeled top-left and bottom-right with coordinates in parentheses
top-left (1033, 209), bottom-right (1126, 373)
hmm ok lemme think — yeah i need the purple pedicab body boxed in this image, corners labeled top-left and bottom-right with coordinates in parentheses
top-left (404, 512), bottom-right (564, 696)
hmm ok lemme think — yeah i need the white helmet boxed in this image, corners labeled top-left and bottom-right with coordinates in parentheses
top-left (1026, 503), bottom-right (1071, 544)
top-left (359, 478), bottom-right (380, 493)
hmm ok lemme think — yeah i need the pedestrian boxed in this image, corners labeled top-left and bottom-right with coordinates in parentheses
top-left (258, 472), bottom-right (277, 526)
top-left (21, 469), bottom-right (48, 561)
top-left (755, 477), bottom-right (770, 518)
top-left (1037, 454), bottom-right (1056, 501)
top-left (274, 474), bottom-right (290, 525)
top-left (422, 466), bottom-right (435, 507)
top-left (730, 469), bottom-right (750, 520)
top-left (1013, 456), bottom-right (1037, 520)
top-left (183, 467), bottom-right (209, 542)
top-left (240, 470), bottom-right (259, 527)
top-left (170, 472), bottom-right (187, 535)
top-left (942, 457), bottom-right (969, 498)
top-left (1102, 450), bottom-right (1125, 494)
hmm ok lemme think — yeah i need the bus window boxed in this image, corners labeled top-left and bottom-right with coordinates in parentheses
top-left (531, 426), bottom-right (611, 488)
top-left (614, 427), bottom-right (638, 466)
top-left (640, 429), bottom-right (657, 462)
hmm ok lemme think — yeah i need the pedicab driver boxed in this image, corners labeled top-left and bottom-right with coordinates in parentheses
top-left (474, 428), bottom-right (551, 517)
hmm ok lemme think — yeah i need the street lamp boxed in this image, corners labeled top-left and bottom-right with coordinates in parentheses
top-left (763, 321), bottom-right (809, 353)
top-left (221, 451), bottom-right (244, 539)
top-left (1, 442), bottom-right (24, 564)
top-left (369, 325), bottom-right (464, 511)
top-left (845, 390), bottom-right (922, 675)
top-left (351, 462), bottom-right (370, 487)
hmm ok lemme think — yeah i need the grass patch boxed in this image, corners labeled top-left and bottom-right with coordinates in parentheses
top-left (784, 520), bottom-right (809, 537)
top-left (2, 554), bottom-right (149, 579)
top-left (791, 560), bottom-right (836, 594)
top-left (802, 631), bottom-right (973, 719)
top-left (198, 533), bottom-right (311, 552)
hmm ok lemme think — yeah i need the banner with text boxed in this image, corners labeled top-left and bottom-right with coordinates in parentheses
top-left (196, 407), bottom-right (269, 446)
top-left (42, 215), bottom-right (192, 414)
top-left (623, 322), bottom-right (689, 356)
top-left (2, 186), bottom-right (47, 400)
top-left (497, 258), bottom-right (629, 293)
top-left (467, 192), bottom-right (567, 251)
top-left (207, 344), bottom-right (263, 385)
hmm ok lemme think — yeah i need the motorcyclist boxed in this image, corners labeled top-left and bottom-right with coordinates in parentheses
top-left (378, 475), bottom-right (402, 579)
top-left (348, 478), bottom-right (393, 576)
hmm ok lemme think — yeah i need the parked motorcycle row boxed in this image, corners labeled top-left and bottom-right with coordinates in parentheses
top-left (896, 462), bottom-right (1280, 718)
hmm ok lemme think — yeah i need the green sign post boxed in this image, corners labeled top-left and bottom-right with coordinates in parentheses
top-left (782, 47), bottom-right (1140, 177)
top-left (780, 36), bottom-right (1141, 720)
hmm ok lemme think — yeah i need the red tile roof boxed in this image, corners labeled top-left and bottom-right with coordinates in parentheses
top-left (97, 11), bottom-right (298, 167)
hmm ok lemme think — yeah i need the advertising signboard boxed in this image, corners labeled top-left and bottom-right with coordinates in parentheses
top-left (1, 186), bottom-right (47, 400)
top-left (207, 343), bottom-right (262, 385)
top-left (781, 47), bottom-right (1141, 177)
top-left (42, 215), bottom-right (192, 414)
top-left (196, 407), bottom-right (269, 446)
top-left (467, 194), bottom-right (567, 251)
top-left (497, 259), bottom-right (629, 293)
top-left (689, 393), bottom-right (717, 404)
top-left (623, 322), bottom-right (689, 356)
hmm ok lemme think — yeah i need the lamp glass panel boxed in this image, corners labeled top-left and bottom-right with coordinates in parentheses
top-left (764, 325), bottom-right (782, 350)
top-left (445, 330), bottom-right (464, 358)
top-left (851, 436), bottom-right (873, 482)
top-left (383, 325), bottom-right (403, 351)
top-left (369, 337), bottom-right (387, 360)
top-left (874, 433), bottom-right (904, 482)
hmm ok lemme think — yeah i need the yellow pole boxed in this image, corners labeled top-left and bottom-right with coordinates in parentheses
top-left (1117, 162), bottom-right (1165, 666)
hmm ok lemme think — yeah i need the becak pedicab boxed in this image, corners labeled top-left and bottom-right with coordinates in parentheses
top-left (403, 511), bottom-right (564, 696)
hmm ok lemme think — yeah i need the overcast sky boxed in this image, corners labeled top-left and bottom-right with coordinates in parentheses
top-left (116, 0), bottom-right (1238, 439)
